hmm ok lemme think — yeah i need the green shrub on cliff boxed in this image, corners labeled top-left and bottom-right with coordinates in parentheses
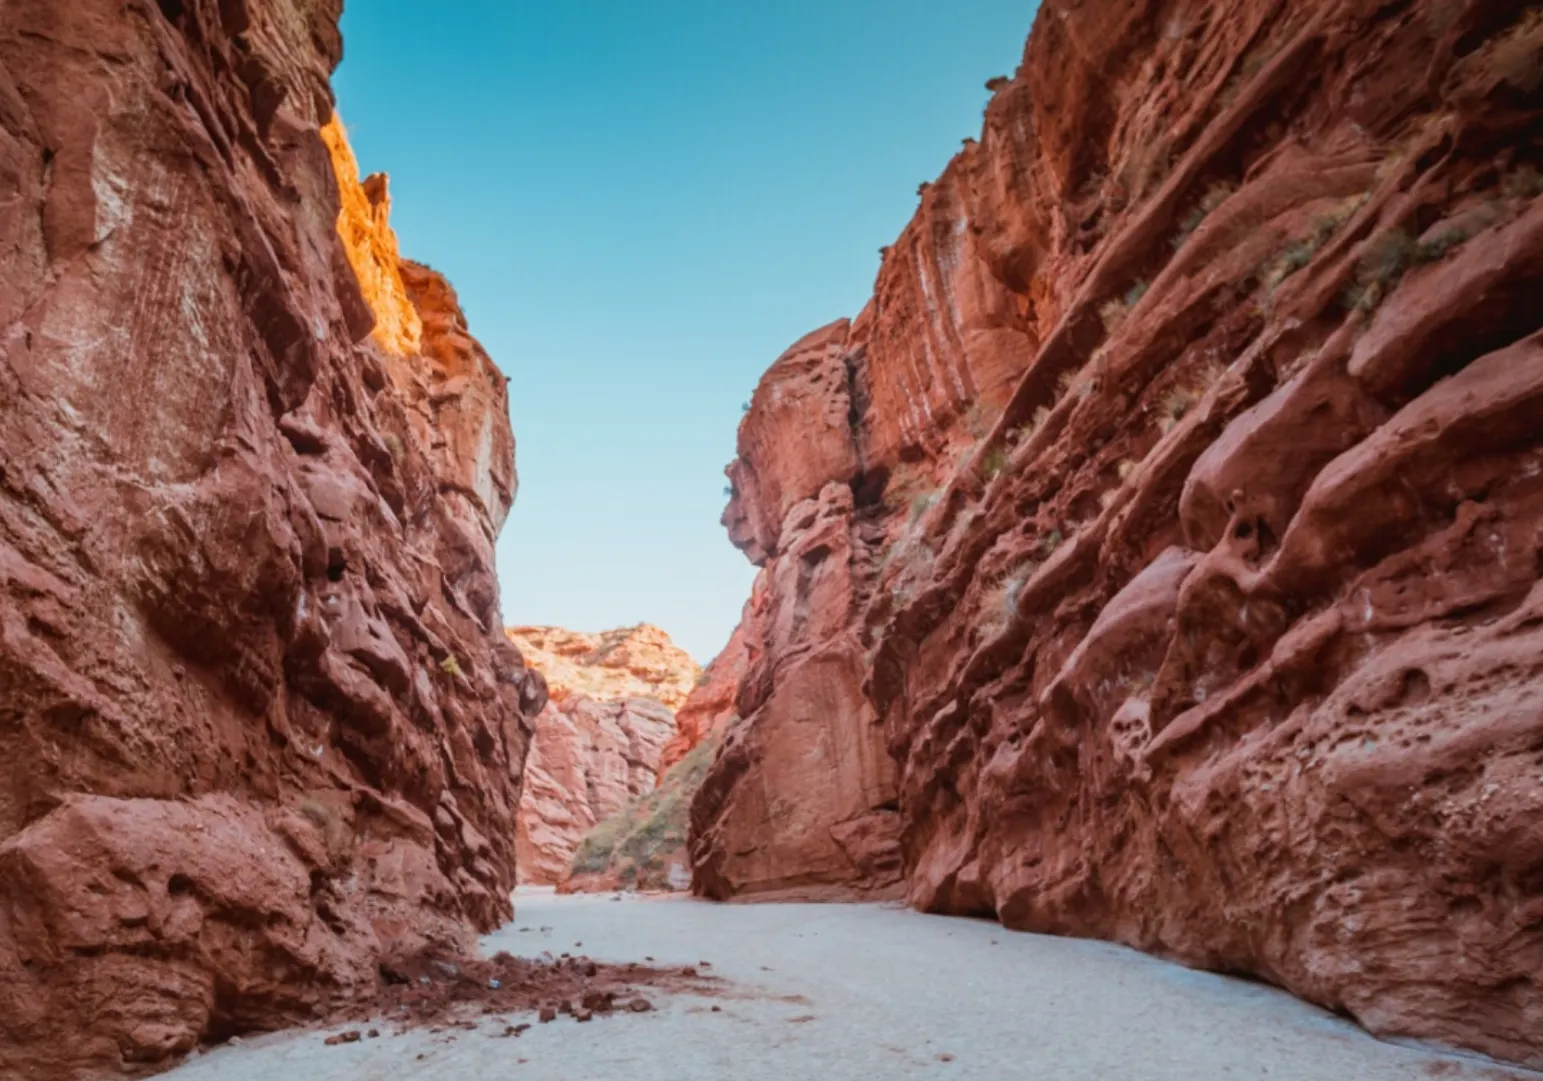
top-left (568, 733), bottom-right (724, 890)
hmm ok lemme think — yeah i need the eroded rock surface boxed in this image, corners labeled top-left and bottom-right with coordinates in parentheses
top-left (0, 2), bottom-right (541, 1076)
top-left (507, 626), bottom-right (699, 884)
top-left (657, 619), bottom-right (749, 781)
top-left (696, 0), bottom-right (1543, 1067)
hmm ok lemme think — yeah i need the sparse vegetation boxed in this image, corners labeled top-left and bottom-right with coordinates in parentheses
top-left (1415, 223), bottom-right (1472, 263)
top-left (1173, 183), bottom-right (1236, 248)
top-left (1343, 222), bottom-right (1468, 313)
top-left (1005, 415), bottom-right (1037, 446)
top-left (909, 490), bottom-right (939, 525)
top-left (569, 734), bottom-right (722, 890)
top-left (297, 795), bottom-right (351, 864)
top-left (1503, 164), bottom-right (1543, 200)
top-left (980, 561), bottom-right (1038, 637)
top-left (1100, 280), bottom-right (1149, 334)
top-left (1259, 196), bottom-right (1365, 303)
top-left (1158, 387), bottom-right (1200, 432)
top-left (1041, 529), bottom-right (1064, 555)
top-left (979, 445), bottom-right (1010, 482)
top-left (1260, 240), bottom-right (1316, 299)
top-left (963, 401), bottom-right (995, 439)
top-left (382, 432), bottom-right (405, 462)
top-left (722, 485), bottom-right (734, 498)
top-left (1342, 228), bottom-right (1417, 312)
top-left (985, 76), bottom-right (1010, 92)
top-left (440, 654), bottom-right (463, 678)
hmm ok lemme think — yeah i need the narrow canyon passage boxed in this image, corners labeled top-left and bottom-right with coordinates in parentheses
top-left (162, 893), bottom-right (1536, 1081)
top-left (4, 0), bottom-right (1543, 1075)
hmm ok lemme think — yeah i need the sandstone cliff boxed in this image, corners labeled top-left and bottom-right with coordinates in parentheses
top-left (507, 625), bottom-right (699, 884)
top-left (695, 0), bottom-right (1543, 1067)
top-left (0, 2), bottom-right (542, 1077)
top-left (657, 617), bottom-right (750, 781)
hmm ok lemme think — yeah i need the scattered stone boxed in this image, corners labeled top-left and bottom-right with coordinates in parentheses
top-left (324, 1031), bottom-right (362, 1046)
top-left (627, 998), bottom-right (653, 1013)
top-left (538, 1007), bottom-right (558, 1024)
top-left (938, 1053), bottom-right (956, 1063)
top-left (366, 1028), bottom-right (380, 1039)
top-left (575, 1009), bottom-right (594, 1023)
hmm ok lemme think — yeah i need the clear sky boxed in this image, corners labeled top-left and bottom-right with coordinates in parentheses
top-left (333, 1), bottom-right (1038, 661)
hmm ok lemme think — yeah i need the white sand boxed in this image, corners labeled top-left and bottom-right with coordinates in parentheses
top-left (165, 888), bottom-right (1539, 1080)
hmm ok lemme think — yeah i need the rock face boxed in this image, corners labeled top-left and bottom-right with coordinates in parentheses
top-left (507, 626), bottom-right (699, 884)
top-left (696, 0), bottom-right (1543, 1067)
top-left (0, 2), bottom-right (542, 1077)
top-left (657, 618), bottom-right (750, 781)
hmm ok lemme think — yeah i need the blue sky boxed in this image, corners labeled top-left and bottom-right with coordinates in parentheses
top-left (334, 1), bottom-right (1037, 661)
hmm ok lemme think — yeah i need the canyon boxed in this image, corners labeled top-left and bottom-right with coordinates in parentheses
top-left (2, 0), bottom-right (1542, 1076)
top-left (694, 0), bottom-right (1543, 1070)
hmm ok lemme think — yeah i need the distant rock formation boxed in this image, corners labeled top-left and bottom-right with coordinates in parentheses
top-left (506, 626), bottom-right (699, 884)
top-left (0, 2), bottom-right (540, 1076)
top-left (693, 0), bottom-right (1543, 1069)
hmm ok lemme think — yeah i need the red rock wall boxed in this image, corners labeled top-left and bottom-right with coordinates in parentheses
top-left (515, 694), bottom-right (677, 885)
top-left (657, 619), bottom-right (750, 781)
top-left (693, 334), bottom-right (905, 901)
top-left (697, 0), bottom-right (1543, 1066)
top-left (505, 625), bottom-right (699, 885)
top-left (0, 1), bottom-right (543, 1076)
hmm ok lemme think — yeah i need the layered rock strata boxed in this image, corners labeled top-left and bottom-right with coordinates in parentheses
top-left (506, 625), bottom-right (699, 884)
top-left (0, 2), bottom-right (541, 1076)
top-left (695, 0), bottom-right (1543, 1067)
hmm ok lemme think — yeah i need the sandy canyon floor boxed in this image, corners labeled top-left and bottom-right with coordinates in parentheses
top-left (164, 890), bottom-right (1539, 1081)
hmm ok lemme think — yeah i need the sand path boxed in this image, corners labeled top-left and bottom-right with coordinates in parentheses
top-left (164, 888), bottom-right (1537, 1080)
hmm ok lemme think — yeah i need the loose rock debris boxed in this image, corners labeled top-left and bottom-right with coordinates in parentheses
top-left (316, 949), bottom-right (719, 1043)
